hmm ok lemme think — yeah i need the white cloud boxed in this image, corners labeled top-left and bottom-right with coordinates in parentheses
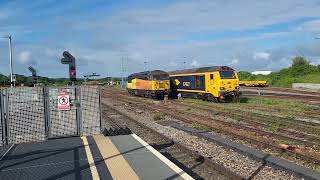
top-left (1, 1), bottom-right (320, 76)
top-left (169, 61), bottom-right (178, 67)
top-left (231, 58), bottom-right (239, 64)
top-left (190, 60), bottom-right (200, 67)
top-left (297, 19), bottom-right (320, 32)
top-left (253, 52), bottom-right (270, 60)
top-left (18, 51), bottom-right (31, 64)
top-left (91, 0), bottom-right (320, 36)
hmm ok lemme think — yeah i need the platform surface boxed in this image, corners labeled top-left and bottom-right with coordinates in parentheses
top-left (0, 134), bottom-right (193, 180)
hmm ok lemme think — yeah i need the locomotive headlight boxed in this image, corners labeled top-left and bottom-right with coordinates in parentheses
top-left (220, 87), bottom-right (225, 90)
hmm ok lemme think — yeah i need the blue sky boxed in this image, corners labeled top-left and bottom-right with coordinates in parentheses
top-left (0, 0), bottom-right (320, 78)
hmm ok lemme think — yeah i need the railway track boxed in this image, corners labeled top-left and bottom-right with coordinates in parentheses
top-left (243, 87), bottom-right (320, 96)
top-left (102, 90), bottom-right (320, 168)
top-left (101, 103), bottom-right (244, 180)
top-left (174, 101), bottom-right (320, 142)
top-left (240, 87), bottom-right (320, 104)
top-left (106, 88), bottom-right (320, 137)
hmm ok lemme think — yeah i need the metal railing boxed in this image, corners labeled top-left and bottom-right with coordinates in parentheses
top-left (0, 85), bottom-right (102, 146)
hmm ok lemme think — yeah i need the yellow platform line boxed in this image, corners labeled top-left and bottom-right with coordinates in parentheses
top-left (81, 136), bottom-right (100, 180)
top-left (93, 135), bottom-right (140, 180)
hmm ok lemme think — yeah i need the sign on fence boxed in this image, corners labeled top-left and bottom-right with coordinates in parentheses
top-left (58, 89), bottom-right (70, 111)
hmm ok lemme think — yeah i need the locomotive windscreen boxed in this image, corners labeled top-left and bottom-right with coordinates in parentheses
top-left (220, 71), bottom-right (235, 79)
top-left (152, 74), bottom-right (168, 80)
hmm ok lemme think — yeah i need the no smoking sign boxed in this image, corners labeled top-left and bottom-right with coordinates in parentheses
top-left (58, 94), bottom-right (70, 111)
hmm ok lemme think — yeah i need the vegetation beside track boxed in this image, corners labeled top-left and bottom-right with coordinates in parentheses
top-left (239, 56), bottom-right (320, 87)
top-left (185, 96), bottom-right (320, 118)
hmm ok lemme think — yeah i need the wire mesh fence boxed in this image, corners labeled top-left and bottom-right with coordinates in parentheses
top-left (6, 87), bottom-right (46, 144)
top-left (0, 86), bottom-right (102, 146)
top-left (81, 86), bottom-right (101, 136)
top-left (48, 87), bottom-right (78, 138)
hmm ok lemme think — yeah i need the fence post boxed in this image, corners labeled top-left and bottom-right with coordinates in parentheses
top-left (99, 85), bottom-right (103, 132)
top-left (75, 86), bottom-right (82, 136)
top-left (0, 90), bottom-right (5, 145)
top-left (43, 87), bottom-right (50, 139)
top-left (4, 89), bottom-right (9, 145)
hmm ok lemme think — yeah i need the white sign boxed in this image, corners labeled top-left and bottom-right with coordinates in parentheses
top-left (58, 93), bottom-right (70, 111)
top-left (12, 75), bottom-right (16, 82)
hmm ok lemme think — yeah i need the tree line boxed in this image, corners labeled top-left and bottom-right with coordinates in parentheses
top-left (0, 74), bottom-right (123, 87)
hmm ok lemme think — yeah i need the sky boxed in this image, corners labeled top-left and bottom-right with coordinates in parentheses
top-left (0, 0), bottom-right (320, 78)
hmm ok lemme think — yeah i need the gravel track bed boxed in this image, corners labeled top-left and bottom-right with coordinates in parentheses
top-left (252, 166), bottom-right (299, 180)
top-left (103, 90), bottom-right (320, 171)
top-left (102, 97), bottom-right (300, 179)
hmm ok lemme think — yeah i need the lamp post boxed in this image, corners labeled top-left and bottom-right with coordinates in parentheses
top-left (183, 56), bottom-right (187, 69)
top-left (1, 35), bottom-right (14, 88)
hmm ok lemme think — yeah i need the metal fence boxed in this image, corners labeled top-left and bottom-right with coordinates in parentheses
top-left (0, 86), bottom-right (102, 146)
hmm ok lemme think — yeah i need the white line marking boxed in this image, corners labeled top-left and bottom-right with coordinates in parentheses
top-left (0, 144), bottom-right (15, 162)
top-left (131, 134), bottom-right (194, 180)
top-left (81, 136), bottom-right (100, 180)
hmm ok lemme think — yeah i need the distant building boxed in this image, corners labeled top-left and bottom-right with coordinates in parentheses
top-left (251, 71), bottom-right (272, 75)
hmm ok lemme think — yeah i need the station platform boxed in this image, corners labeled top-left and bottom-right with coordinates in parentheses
top-left (0, 134), bottom-right (193, 180)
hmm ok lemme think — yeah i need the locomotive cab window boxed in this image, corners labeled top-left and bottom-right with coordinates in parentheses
top-left (220, 71), bottom-right (235, 79)
top-left (195, 75), bottom-right (204, 88)
top-left (210, 74), bottom-right (214, 80)
top-left (128, 76), bottom-right (133, 83)
top-left (152, 74), bottom-right (168, 80)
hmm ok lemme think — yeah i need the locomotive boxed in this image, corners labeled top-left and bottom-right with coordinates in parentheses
top-left (169, 66), bottom-right (240, 102)
top-left (126, 70), bottom-right (170, 99)
top-left (127, 66), bottom-right (240, 102)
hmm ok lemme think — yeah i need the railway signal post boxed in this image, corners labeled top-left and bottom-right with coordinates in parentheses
top-left (61, 51), bottom-right (76, 84)
top-left (28, 66), bottom-right (38, 86)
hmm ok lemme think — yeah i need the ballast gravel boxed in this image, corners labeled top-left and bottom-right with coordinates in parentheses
top-left (103, 97), bottom-right (300, 179)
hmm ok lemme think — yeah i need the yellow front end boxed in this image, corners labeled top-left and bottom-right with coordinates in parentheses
top-left (127, 79), bottom-right (138, 90)
top-left (205, 71), bottom-right (240, 101)
top-left (218, 71), bottom-right (240, 101)
top-left (151, 80), bottom-right (170, 91)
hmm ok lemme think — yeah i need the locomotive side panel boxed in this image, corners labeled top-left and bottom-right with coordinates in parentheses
top-left (170, 75), bottom-right (206, 91)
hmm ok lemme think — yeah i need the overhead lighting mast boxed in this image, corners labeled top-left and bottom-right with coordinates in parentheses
top-left (1, 35), bottom-right (14, 88)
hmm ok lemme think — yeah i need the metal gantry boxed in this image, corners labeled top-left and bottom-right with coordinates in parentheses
top-left (83, 73), bottom-right (100, 85)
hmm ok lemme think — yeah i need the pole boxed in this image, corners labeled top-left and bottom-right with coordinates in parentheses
top-left (121, 57), bottom-right (124, 87)
top-left (144, 61), bottom-right (147, 71)
top-left (8, 36), bottom-right (13, 88)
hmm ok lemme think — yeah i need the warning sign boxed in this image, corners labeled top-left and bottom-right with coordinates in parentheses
top-left (58, 90), bottom-right (70, 111)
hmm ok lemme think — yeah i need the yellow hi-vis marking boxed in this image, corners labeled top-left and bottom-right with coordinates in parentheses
top-left (81, 136), bottom-right (100, 180)
top-left (93, 135), bottom-right (139, 180)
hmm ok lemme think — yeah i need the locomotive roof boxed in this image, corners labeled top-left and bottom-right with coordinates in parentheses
top-left (128, 70), bottom-right (168, 78)
top-left (168, 66), bottom-right (234, 75)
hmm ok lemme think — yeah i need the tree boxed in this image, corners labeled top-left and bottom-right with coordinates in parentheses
top-left (292, 56), bottom-right (309, 67)
top-left (0, 74), bottom-right (10, 85)
top-left (290, 56), bottom-right (318, 77)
